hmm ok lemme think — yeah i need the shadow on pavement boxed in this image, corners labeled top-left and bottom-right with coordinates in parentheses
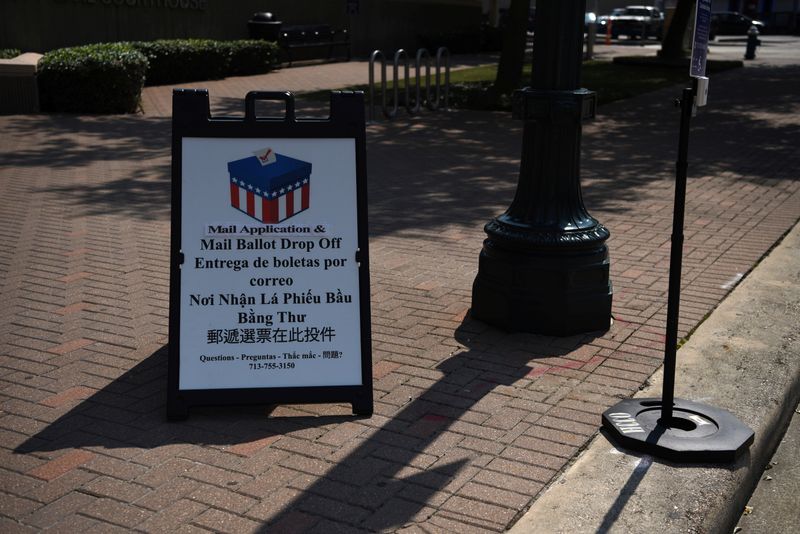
top-left (16, 317), bottom-right (602, 531)
top-left (1, 66), bottom-right (796, 233)
top-left (0, 114), bottom-right (172, 220)
top-left (5, 63), bottom-right (798, 532)
top-left (0, 114), bottom-right (170, 169)
top-left (591, 430), bottom-right (750, 534)
top-left (594, 451), bottom-right (653, 534)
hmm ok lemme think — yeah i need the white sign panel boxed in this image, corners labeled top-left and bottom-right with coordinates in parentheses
top-left (178, 137), bottom-right (362, 391)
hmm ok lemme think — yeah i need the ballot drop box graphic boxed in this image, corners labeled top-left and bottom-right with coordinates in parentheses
top-left (168, 90), bottom-right (372, 419)
top-left (228, 149), bottom-right (311, 224)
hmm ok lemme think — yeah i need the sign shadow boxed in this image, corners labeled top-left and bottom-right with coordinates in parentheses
top-left (13, 345), bottom-right (358, 456)
top-left (15, 316), bottom-right (603, 531)
top-left (254, 319), bottom-right (602, 532)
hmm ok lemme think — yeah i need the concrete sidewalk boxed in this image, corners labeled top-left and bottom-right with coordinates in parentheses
top-left (511, 222), bottom-right (800, 534)
top-left (140, 54), bottom-right (498, 118)
top-left (0, 50), bottom-right (799, 533)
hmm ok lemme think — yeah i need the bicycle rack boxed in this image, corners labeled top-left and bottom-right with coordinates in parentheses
top-left (413, 48), bottom-right (431, 114)
top-left (368, 46), bottom-right (449, 120)
top-left (432, 46), bottom-right (450, 111)
top-left (390, 48), bottom-right (411, 118)
top-left (368, 49), bottom-right (386, 122)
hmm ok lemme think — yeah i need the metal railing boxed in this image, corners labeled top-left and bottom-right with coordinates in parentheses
top-left (368, 47), bottom-right (449, 120)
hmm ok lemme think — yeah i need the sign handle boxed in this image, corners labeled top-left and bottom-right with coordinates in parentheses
top-left (244, 91), bottom-right (296, 122)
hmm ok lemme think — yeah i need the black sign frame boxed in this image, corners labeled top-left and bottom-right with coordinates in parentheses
top-left (167, 90), bottom-right (372, 420)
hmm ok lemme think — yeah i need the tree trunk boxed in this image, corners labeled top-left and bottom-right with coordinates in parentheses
top-left (492, 0), bottom-right (531, 95)
top-left (658, 0), bottom-right (696, 60)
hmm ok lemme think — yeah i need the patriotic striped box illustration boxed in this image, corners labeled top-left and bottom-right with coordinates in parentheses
top-left (227, 149), bottom-right (312, 223)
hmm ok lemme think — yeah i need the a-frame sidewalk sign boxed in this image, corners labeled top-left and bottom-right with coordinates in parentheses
top-left (167, 90), bottom-right (373, 420)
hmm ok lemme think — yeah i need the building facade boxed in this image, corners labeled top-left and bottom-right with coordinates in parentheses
top-left (0, 0), bottom-right (483, 55)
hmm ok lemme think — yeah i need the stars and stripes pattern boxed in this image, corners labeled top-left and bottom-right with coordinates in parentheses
top-left (230, 177), bottom-right (310, 223)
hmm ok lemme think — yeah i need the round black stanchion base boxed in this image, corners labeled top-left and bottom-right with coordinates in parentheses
top-left (602, 398), bottom-right (754, 463)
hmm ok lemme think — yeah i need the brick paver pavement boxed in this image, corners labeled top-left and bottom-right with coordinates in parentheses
top-left (1, 59), bottom-right (799, 532)
top-left (140, 55), bottom-right (496, 118)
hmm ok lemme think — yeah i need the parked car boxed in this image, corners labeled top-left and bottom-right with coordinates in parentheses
top-left (597, 8), bottom-right (625, 29)
top-left (710, 11), bottom-right (766, 35)
top-left (598, 5), bottom-right (664, 40)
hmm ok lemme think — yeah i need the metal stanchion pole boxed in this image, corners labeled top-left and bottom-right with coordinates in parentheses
top-left (661, 83), bottom-right (695, 423)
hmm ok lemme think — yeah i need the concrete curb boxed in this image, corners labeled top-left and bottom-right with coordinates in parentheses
top-left (509, 221), bottom-right (800, 534)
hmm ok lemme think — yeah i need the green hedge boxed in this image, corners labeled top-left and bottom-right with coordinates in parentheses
top-left (131, 39), bottom-right (279, 86)
top-left (38, 43), bottom-right (148, 114)
top-left (0, 48), bottom-right (21, 59)
top-left (131, 39), bottom-right (228, 86)
top-left (37, 39), bottom-right (279, 113)
top-left (225, 40), bottom-right (280, 77)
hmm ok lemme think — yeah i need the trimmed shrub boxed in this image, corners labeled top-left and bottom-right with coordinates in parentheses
top-left (132, 39), bottom-right (231, 86)
top-left (35, 39), bottom-right (279, 113)
top-left (38, 43), bottom-right (147, 113)
top-left (0, 48), bottom-right (22, 59)
top-left (224, 40), bottom-right (280, 76)
top-left (132, 39), bottom-right (279, 85)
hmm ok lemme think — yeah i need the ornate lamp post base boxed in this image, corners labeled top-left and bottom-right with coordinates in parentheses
top-left (470, 72), bottom-right (612, 336)
top-left (472, 222), bottom-right (612, 336)
top-left (469, 0), bottom-right (614, 336)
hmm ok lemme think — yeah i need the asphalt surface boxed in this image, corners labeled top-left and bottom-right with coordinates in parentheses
top-left (734, 405), bottom-right (800, 534)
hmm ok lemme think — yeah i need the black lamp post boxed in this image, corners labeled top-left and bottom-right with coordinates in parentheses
top-left (471, 0), bottom-right (612, 335)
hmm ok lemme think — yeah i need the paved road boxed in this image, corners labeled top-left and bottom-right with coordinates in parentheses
top-left (735, 405), bottom-right (800, 534)
top-left (589, 34), bottom-right (800, 65)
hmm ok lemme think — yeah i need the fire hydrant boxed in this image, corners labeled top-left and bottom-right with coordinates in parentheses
top-left (744, 25), bottom-right (761, 60)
